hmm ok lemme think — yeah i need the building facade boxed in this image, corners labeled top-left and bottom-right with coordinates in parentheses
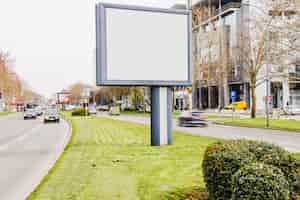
top-left (192, 0), bottom-right (300, 111)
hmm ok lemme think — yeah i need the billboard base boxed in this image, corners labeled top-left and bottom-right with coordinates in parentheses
top-left (151, 87), bottom-right (173, 146)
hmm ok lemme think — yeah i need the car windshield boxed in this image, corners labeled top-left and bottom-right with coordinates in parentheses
top-left (45, 110), bottom-right (57, 115)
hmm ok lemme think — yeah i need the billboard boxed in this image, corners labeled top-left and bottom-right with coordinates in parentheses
top-left (57, 93), bottom-right (70, 104)
top-left (96, 3), bottom-right (192, 86)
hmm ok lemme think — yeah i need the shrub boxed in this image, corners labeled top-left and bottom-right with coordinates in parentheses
top-left (202, 140), bottom-right (255, 200)
top-left (245, 141), bottom-right (300, 199)
top-left (231, 163), bottom-right (290, 200)
top-left (71, 108), bottom-right (88, 116)
top-left (203, 140), bottom-right (300, 200)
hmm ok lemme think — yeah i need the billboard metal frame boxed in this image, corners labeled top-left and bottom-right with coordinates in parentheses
top-left (95, 3), bottom-right (192, 86)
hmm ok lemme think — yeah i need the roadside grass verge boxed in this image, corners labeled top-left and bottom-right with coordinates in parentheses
top-left (28, 112), bottom-right (219, 200)
top-left (216, 117), bottom-right (300, 132)
top-left (292, 153), bottom-right (300, 160)
top-left (121, 110), bottom-right (150, 117)
top-left (121, 110), bottom-right (182, 119)
top-left (0, 112), bottom-right (10, 117)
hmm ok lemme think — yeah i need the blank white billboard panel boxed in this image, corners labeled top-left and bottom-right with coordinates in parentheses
top-left (96, 3), bottom-right (192, 86)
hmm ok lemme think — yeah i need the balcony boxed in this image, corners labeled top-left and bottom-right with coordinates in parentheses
top-left (193, 2), bottom-right (241, 29)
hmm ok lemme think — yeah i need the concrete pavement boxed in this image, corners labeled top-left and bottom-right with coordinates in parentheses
top-left (0, 113), bottom-right (70, 200)
top-left (98, 113), bottom-right (300, 153)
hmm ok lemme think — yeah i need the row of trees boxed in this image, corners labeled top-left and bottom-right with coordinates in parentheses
top-left (192, 0), bottom-right (300, 118)
top-left (66, 82), bottom-right (147, 110)
top-left (0, 51), bottom-right (35, 108)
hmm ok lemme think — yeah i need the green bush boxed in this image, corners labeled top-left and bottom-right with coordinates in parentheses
top-left (202, 140), bottom-right (255, 200)
top-left (203, 140), bottom-right (300, 200)
top-left (246, 141), bottom-right (300, 199)
top-left (231, 163), bottom-right (290, 200)
top-left (71, 108), bottom-right (88, 116)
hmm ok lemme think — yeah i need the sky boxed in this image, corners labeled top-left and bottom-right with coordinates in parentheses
top-left (0, 0), bottom-right (187, 97)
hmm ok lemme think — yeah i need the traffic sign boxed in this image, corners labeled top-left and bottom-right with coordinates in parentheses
top-left (231, 91), bottom-right (237, 102)
top-left (264, 96), bottom-right (273, 104)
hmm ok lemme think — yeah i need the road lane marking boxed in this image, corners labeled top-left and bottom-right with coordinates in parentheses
top-left (0, 124), bottom-right (43, 151)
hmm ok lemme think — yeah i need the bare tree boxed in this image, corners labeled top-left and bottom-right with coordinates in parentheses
top-left (95, 86), bottom-right (130, 105)
top-left (68, 83), bottom-right (85, 104)
top-left (238, 0), bottom-right (300, 118)
top-left (0, 52), bottom-right (23, 107)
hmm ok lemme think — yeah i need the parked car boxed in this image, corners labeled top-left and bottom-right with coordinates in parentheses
top-left (44, 109), bottom-right (60, 123)
top-left (224, 101), bottom-right (247, 110)
top-left (98, 105), bottom-right (109, 111)
top-left (24, 109), bottom-right (37, 120)
top-left (178, 111), bottom-right (208, 127)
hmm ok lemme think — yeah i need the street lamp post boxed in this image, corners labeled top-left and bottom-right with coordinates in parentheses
top-left (266, 65), bottom-right (270, 128)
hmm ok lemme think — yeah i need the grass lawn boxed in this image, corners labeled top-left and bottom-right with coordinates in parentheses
top-left (0, 112), bottom-right (10, 117)
top-left (121, 110), bottom-right (150, 117)
top-left (29, 113), bottom-right (219, 200)
top-left (292, 153), bottom-right (300, 160)
top-left (206, 114), bottom-right (237, 120)
top-left (217, 117), bottom-right (300, 132)
top-left (121, 110), bottom-right (183, 119)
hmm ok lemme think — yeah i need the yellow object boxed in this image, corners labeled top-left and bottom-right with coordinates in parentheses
top-left (225, 101), bottom-right (247, 110)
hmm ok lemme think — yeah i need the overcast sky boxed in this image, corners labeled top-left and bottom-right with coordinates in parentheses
top-left (0, 0), bottom-right (187, 97)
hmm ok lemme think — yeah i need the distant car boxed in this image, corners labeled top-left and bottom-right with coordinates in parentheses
top-left (88, 105), bottom-right (97, 115)
top-left (178, 111), bottom-right (208, 127)
top-left (224, 101), bottom-right (247, 110)
top-left (44, 109), bottom-right (60, 123)
top-left (24, 109), bottom-right (37, 120)
top-left (98, 105), bottom-right (109, 111)
top-left (35, 106), bottom-right (43, 116)
top-left (65, 105), bottom-right (76, 111)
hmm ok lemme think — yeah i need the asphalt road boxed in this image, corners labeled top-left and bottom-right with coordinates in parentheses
top-left (98, 113), bottom-right (300, 153)
top-left (0, 113), bottom-right (70, 200)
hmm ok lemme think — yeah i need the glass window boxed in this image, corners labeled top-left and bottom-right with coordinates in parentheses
top-left (296, 65), bottom-right (300, 74)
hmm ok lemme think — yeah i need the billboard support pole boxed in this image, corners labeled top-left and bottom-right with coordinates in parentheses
top-left (151, 87), bottom-right (173, 146)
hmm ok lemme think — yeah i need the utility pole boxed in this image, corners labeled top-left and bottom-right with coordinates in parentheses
top-left (218, 0), bottom-right (224, 108)
top-left (265, 33), bottom-right (270, 128)
top-left (187, 0), bottom-right (191, 10)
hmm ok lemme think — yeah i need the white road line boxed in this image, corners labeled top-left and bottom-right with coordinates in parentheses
top-left (0, 124), bottom-right (42, 151)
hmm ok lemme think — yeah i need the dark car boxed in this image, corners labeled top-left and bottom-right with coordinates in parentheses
top-left (44, 109), bottom-right (60, 123)
top-left (24, 109), bottom-right (37, 120)
top-left (178, 111), bottom-right (208, 127)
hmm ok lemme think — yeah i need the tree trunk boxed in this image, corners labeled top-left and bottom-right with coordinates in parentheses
top-left (250, 84), bottom-right (256, 118)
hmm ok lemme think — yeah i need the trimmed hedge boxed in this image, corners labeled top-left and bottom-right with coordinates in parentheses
top-left (246, 140), bottom-right (300, 199)
top-left (202, 140), bottom-right (300, 200)
top-left (202, 140), bottom-right (255, 200)
top-left (71, 108), bottom-right (88, 116)
top-left (231, 163), bottom-right (290, 200)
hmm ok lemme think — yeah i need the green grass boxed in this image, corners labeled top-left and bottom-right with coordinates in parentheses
top-left (121, 110), bottom-right (150, 116)
top-left (292, 153), bottom-right (300, 160)
top-left (0, 112), bottom-right (10, 117)
top-left (121, 110), bottom-right (183, 119)
top-left (28, 113), bottom-right (219, 200)
top-left (206, 114), bottom-right (237, 120)
top-left (217, 117), bottom-right (300, 132)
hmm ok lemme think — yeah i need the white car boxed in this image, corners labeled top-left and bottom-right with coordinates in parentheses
top-left (24, 109), bottom-right (37, 120)
top-left (65, 105), bottom-right (76, 111)
top-left (44, 109), bottom-right (60, 123)
top-left (88, 106), bottom-right (97, 115)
